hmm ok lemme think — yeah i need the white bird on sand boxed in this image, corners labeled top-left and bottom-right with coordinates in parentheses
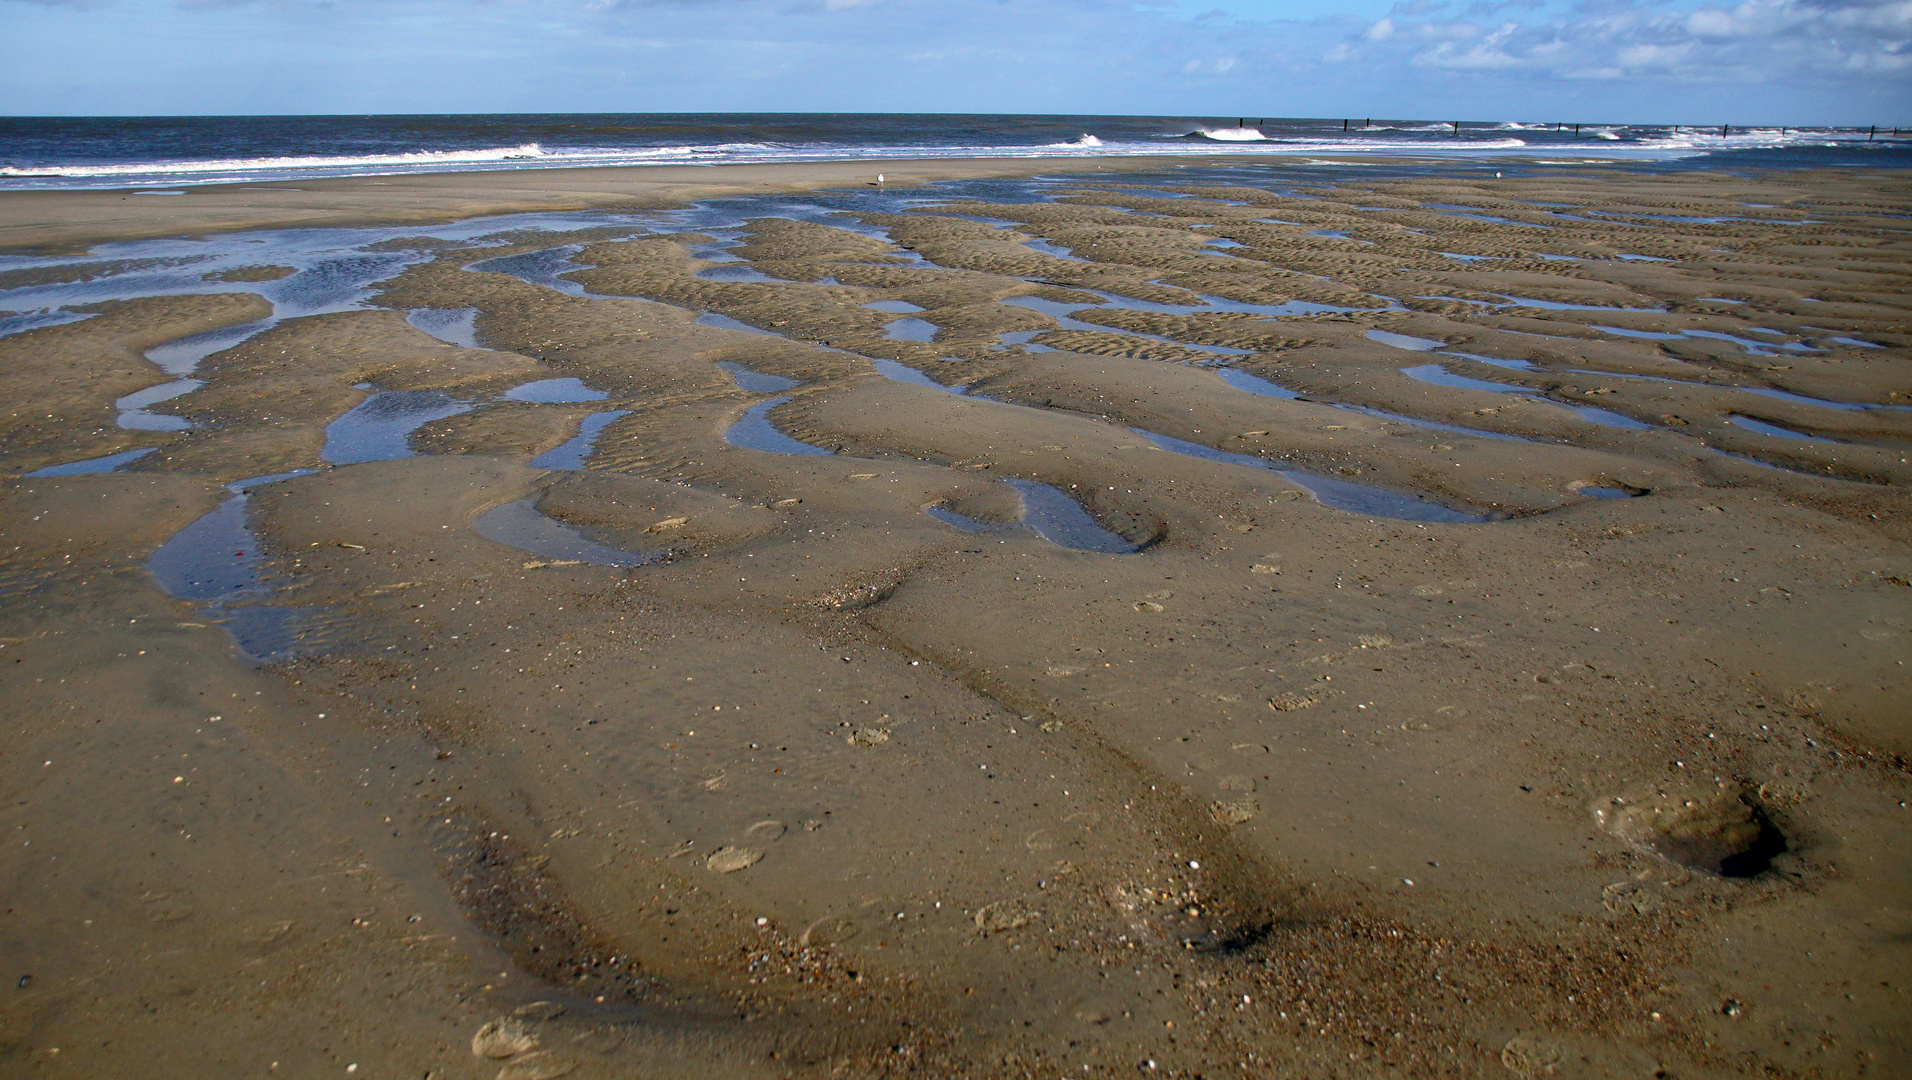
top-left (877, 173), bottom-right (885, 184)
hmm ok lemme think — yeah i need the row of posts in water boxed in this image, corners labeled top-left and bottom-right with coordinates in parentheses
top-left (1225, 118), bottom-right (1903, 139)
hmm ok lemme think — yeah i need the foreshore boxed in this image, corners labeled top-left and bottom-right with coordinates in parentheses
top-left (0, 155), bottom-right (1269, 252)
top-left (0, 159), bottom-right (1907, 1078)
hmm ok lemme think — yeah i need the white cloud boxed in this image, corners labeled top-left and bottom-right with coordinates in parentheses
top-left (1356, 0), bottom-right (1912, 85)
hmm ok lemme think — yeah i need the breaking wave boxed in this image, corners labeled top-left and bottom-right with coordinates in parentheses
top-left (2, 143), bottom-right (558, 179)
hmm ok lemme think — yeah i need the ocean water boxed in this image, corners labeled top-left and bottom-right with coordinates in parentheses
top-left (2, 114), bottom-right (1906, 189)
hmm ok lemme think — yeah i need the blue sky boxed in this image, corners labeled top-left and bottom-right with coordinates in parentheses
top-left (2, 0), bottom-right (1904, 122)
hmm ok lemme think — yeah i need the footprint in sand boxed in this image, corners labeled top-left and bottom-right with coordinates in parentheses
top-left (974, 899), bottom-right (1034, 932)
top-left (472, 1017), bottom-right (539, 1058)
top-left (1499, 1033), bottom-right (1564, 1076)
top-left (707, 846), bottom-right (763, 873)
top-left (706, 819), bottom-right (789, 873)
top-left (800, 914), bottom-right (860, 947)
top-left (1210, 775), bottom-right (1260, 825)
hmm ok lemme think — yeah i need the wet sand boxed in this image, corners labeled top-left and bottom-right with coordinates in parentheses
top-left (1, 161), bottom-right (1908, 1078)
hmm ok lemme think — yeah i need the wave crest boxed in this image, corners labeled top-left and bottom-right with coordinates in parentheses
top-left (0, 142), bottom-right (551, 178)
top-left (1191, 127), bottom-right (1267, 142)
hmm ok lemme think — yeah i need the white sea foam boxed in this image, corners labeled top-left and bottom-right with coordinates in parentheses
top-left (1045, 134), bottom-right (1103, 148)
top-left (1193, 127), bottom-right (1268, 142)
top-left (1, 143), bottom-right (556, 178)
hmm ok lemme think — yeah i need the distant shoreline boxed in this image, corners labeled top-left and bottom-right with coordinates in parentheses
top-left (4, 153), bottom-right (1908, 255)
top-left (0, 154), bottom-right (1354, 252)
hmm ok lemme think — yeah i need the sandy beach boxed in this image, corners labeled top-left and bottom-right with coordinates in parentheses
top-left (0, 158), bottom-right (1907, 1079)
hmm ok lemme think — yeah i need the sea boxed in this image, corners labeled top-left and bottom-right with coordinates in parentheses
top-left (2, 113), bottom-right (1907, 189)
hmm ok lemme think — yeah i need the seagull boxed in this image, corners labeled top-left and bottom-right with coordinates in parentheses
top-left (877, 173), bottom-right (885, 184)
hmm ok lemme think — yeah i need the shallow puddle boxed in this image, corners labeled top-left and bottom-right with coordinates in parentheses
top-left (1400, 363), bottom-right (1526, 393)
top-left (116, 378), bottom-right (200, 431)
top-left (0, 309), bottom-right (95, 339)
top-left (405, 307), bottom-right (485, 348)
top-left (1558, 404), bottom-right (1655, 430)
top-left (1001, 479), bottom-right (1139, 553)
top-left (473, 497), bottom-right (656, 567)
top-left (1490, 294), bottom-right (1662, 313)
top-left (864, 300), bottom-right (925, 314)
top-left (1571, 368), bottom-right (1908, 412)
top-left (714, 361), bottom-right (800, 393)
top-left (696, 311), bottom-right (778, 336)
top-left (529, 410), bottom-right (630, 470)
top-left (1446, 351), bottom-right (1536, 371)
top-left (321, 389), bottom-right (474, 464)
top-left (882, 317), bottom-right (939, 343)
top-left (695, 264), bottom-right (781, 283)
top-left (23, 447), bottom-right (157, 476)
top-left (1002, 295), bottom-right (1256, 356)
top-left (465, 245), bottom-right (593, 297)
top-left (143, 319), bottom-right (275, 376)
top-left (1139, 430), bottom-right (1490, 524)
top-left (147, 470), bottom-right (319, 660)
top-left (1419, 205), bottom-right (1546, 228)
top-left (725, 396), bottom-right (834, 456)
top-left (1727, 415), bottom-right (1839, 442)
top-left (1682, 329), bottom-right (1820, 354)
top-left (994, 329), bottom-right (1054, 352)
top-left (873, 358), bottom-right (965, 394)
top-left (1588, 325), bottom-right (1683, 341)
top-left (1215, 368), bottom-right (1300, 399)
top-left (1367, 329), bottom-right (1445, 351)
top-left (1088, 286), bottom-right (1357, 318)
top-left (1336, 403), bottom-right (1532, 442)
top-left (503, 378), bottom-right (608, 404)
top-left (1022, 238), bottom-right (1090, 261)
top-left (1400, 364), bottom-right (1652, 429)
